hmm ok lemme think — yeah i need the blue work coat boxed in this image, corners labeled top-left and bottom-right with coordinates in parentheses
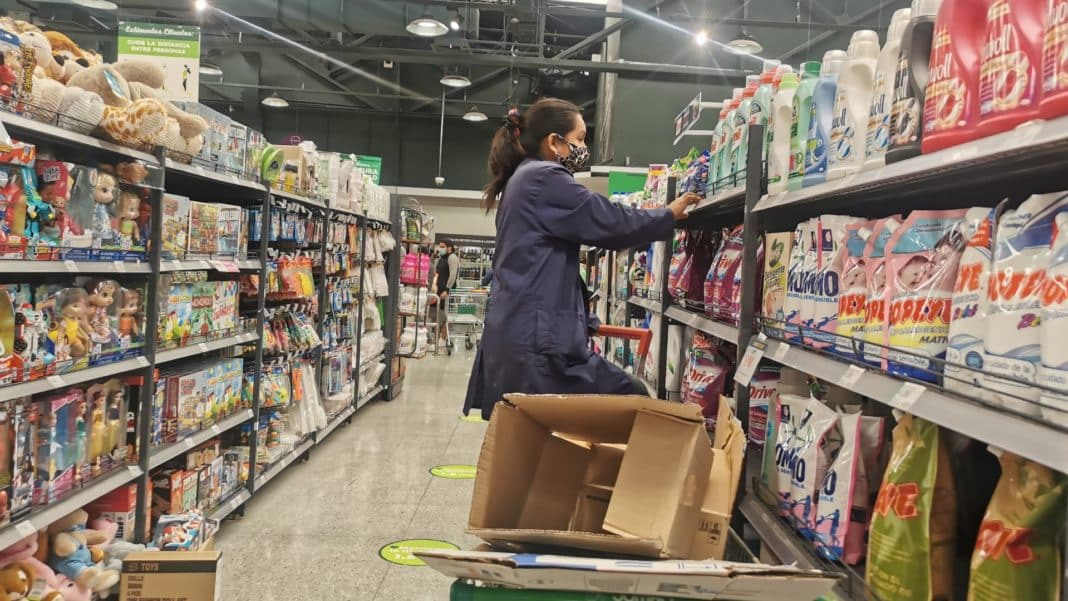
top-left (463, 159), bottom-right (675, 419)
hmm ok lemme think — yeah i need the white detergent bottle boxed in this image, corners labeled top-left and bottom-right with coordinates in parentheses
top-left (864, 8), bottom-right (912, 170)
top-left (717, 89), bottom-right (743, 185)
top-left (804, 50), bottom-right (847, 187)
top-left (708, 106), bottom-right (728, 192)
top-left (768, 72), bottom-right (799, 195)
top-left (828, 38), bottom-right (880, 181)
top-left (730, 76), bottom-right (760, 188)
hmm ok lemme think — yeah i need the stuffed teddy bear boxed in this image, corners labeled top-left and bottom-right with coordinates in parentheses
top-left (47, 509), bottom-right (119, 594)
top-left (13, 31), bottom-right (67, 124)
top-left (44, 31), bottom-right (98, 84)
top-left (66, 65), bottom-right (167, 148)
top-left (0, 532), bottom-right (71, 601)
top-left (57, 86), bottom-right (105, 135)
top-left (111, 60), bottom-right (208, 158)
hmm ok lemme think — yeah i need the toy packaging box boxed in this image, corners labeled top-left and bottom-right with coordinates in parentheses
top-left (153, 511), bottom-right (203, 551)
top-left (216, 204), bottom-right (242, 258)
top-left (151, 469), bottom-right (184, 519)
top-left (245, 129), bottom-right (267, 180)
top-left (207, 108), bottom-right (233, 168)
top-left (58, 165), bottom-right (99, 260)
top-left (9, 397), bottom-right (34, 519)
top-left (32, 390), bottom-right (77, 505)
top-left (0, 29), bottom-right (35, 117)
top-left (97, 186), bottom-right (148, 262)
top-left (211, 281), bottom-right (238, 336)
top-left (173, 368), bottom-right (206, 439)
top-left (174, 102), bottom-right (218, 167)
top-left (181, 471), bottom-right (198, 512)
top-left (227, 122), bottom-right (248, 176)
top-left (187, 202), bottom-right (219, 259)
top-left (4, 283), bottom-right (52, 383)
top-left (36, 285), bottom-right (90, 374)
top-left (86, 481), bottom-right (149, 541)
top-left (0, 165), bottom-right (31, 259)
top-left (35, 160), bottom-right (72, 260)
top-left (161, 194), bottom-right (190, 261)
top-left (189, 282), bottom-right (214, 341)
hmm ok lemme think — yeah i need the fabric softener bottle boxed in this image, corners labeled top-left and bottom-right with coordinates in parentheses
top-left (804, 50), bottom-right (847, 187)
top-left (978, 0), bottom-right (1044, 137)
top-left (921, 0), bottom-right (989, 154)
top-left (865, 8), bottom-right (912, 170)
top-left (789, 61), bottom-right (821, 191)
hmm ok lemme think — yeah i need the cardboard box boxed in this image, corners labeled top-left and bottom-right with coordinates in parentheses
top-left (87, 482), bottom-right (151, 542)
top-left (467, 394), bottom-right (744, 560)
top-left (416, 549), bottom-right (840, 601)
top-left (120, 551), bottom-right (221, 601)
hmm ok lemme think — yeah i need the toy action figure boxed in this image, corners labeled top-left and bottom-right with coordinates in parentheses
top-left (90, 171), bottom-right (117, 247)
top-left (84, 279), bottom-right (117, 345)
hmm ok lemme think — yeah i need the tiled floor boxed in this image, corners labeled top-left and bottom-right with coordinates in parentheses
top-left (216, 349), bottom-right (485, 600)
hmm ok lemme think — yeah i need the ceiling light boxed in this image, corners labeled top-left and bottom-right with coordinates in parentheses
top-left (449, 11), bottom-right (464, 31)
top-left (463, 107), bottom-right (487, 122)
top-left (193, 0), bottom-right (210, 11)
top-left (695, 30), bottom-right (708, 46)
top-left (199, 63), bottom-right (223, 77)
top-left (261, 93), bottom-right (289, 108)
top-left (726, 32), bottom-right (763, 54)
top-left (72, 0), bottom-right (118, 8)
top-left (407, 10), bottom-right (449, 37)
top-left (440, 74), bottom-right (472, 88)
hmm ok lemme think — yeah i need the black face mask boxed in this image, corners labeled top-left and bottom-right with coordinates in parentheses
top-left (553, 138), bottom-right (590, 174)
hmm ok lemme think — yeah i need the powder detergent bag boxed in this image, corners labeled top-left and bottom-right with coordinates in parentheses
top-left (808, 215), bottom-right (862, 351)
top-left (815, 411), bottom-right (868, 565)
top-left (862, 218), bottom-right (902, 367)
top-left (762, 367), bottom-right (812, 488)
top-left (707, 225), bottom-right (745, 321)
top-left (835, 221), bottom-right (878, 359)
top-left (703, 228), bottom-right (731, 313)
top-left (967, 451), bottom-right (1068, 601)
top-left (946, 206), bottom-right (1001, 395)
top-left (764, 232), bottom-right (794, 334)
top-left (1040, 212), bottom-right (1068, 427)
top-left (725, 235), bottom-right (763, 326)
top-left (668, 230), bottom-right (689, 298)
top-left (773, 394), bottom-right (837, 538)
top-left (784, 220), bottom-right (813, 342)
top-left (885, 210), bottom-right (968, 382)
top-left (985, 193), bottom-right (1068, 416)
top-left (867, 414), bottom-right (957, 601)
top-left (681, 334), bottom-right (732, 431)
top-left (748, 364), bottom-right (780, 450)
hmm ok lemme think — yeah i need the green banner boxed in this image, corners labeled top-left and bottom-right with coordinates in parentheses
top-left (117, 21), bottom-right (201, 101)
top-left (356, 155), bottom-right (382, 184)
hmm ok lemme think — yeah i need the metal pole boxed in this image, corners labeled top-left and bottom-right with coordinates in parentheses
top-left (656, 177), bottom-right (676, 399)
top-left (438, 91), bottom-right (446, 181)
top-left (354, 215), bottom-right (368, 406)
top-left (246, 189), bottom-right (272, 494)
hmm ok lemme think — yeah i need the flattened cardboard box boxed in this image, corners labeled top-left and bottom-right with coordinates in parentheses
top-left (416, 549), bottom-right (841, 601)
top-left (120, 551), bottom-right (222, 601)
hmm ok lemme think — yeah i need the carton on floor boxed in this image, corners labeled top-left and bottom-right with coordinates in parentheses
top-left (120, 551), bottom-right (222, 601)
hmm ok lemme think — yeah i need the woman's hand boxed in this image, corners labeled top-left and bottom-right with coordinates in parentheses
top-left (668, 192), bottom-right (702, 221)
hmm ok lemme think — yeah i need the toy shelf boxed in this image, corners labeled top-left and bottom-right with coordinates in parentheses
top-left (316, 405), bottom-right (356, 445)
top-left (207, 488), bottom-right (251, 522)
top-left (155, 331), bottom-right (259, 366)
top-left (0, 356), bottom-right (150, 403)
top-left (0, 259), bottom-right (154, 274)
top-left (253, 438), bottom-right (315, 491)
top-left (0, 112), bottom-right (157, 165)
top-left (148, 409), bottom-right (256, 470)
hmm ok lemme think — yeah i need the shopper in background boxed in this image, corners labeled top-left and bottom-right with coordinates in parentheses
top-left (429, 239), bottom-right (460, 351)
top-left (463, 98), bottom-right (700, 419)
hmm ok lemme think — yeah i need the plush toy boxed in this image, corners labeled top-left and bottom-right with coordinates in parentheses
top-left (0, 561), bottom-right (34, 599)
top-left (46, 509), bottom-right (119, 594)
top-left (111, 60), bottom-right (208, 157)
top-left (66, 65), bottom-right (167, 147)
top-left (19, 31), bottom-right (63, 81)
top-left (43, 31), bottom-right (96, 84)
top-left (57, 86), bottom-right (105, 135)
top-left (0, 532), bottom-right (69, 601)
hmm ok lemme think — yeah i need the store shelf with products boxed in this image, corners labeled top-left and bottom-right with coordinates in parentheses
top-left (254, 438), bottom-right (315, 491)
top-left (148, 409), bottom-right (256, 469)
top-left (316, 405), bottom-right (355, 444)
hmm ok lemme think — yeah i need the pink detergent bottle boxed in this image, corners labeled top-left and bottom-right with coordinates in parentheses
top-left (922, 0), bottom-right (990, 154)
top-left (1041, 0), bottom-right (1068, 118)
top-left (978, 0), bottom-right (1045, 136)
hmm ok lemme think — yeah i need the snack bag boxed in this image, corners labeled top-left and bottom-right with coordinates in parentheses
top-left (862, 217), bottom-right (902, 367)
top-left (808, 215), bottom-right (862, 350)
top-left (815, 411), bottom-right (867, 564)
top-left (681, 334), bottom-right (732, 431)
top-left (967, 451), bottom-right (1068, 601)
top-left (764, 232), bottom-right (794, 333)
top-left (946, 206), bottom-right (1001, 395)
top-left (867, 414), bottom-right (957, 601)
top-left (835, 221), bottom-right (877, 358)
top-left (985, 193), bottom-right (1068, 416)
top-left (785, 220), bottom-right (814, 341)
top-left (885, 210), bottom-right (968, 381)
top-left (1040, 211), bottom-right (1068, 427)
top-left (773, 394), bottom-right (837, 539)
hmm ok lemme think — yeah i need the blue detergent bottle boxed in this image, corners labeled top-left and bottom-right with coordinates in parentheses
top-left (803, 50), bottom-right (847, 187)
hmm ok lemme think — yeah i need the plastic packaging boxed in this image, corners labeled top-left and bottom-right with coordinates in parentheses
top-left (866, 9), bottom-right (913, 170)
top-left (921, 0), bottom-right (989, 154)
top-left (789, 62), bottom-right (822, 191)
top-left (764, 231), bottom-right (794, 331)
top-left (1040, 212), bottom-right (1068, 427)
top-left (804, 50), bottom-right (848, 187)
top-left (862, 217), bottom-right (903, 367)
top-left (829, 37), bottom-right (880, 180)
top-left (810, 215), bottom-right (863, 351)
top-left (888, 0), bottom-right (943, 163)
top-left (681, 334), bottom-right (732, 431)
top-left (785, 219), bottom-right (814, 341)
top-left (775, 395), bottom-right (837, 538)
top-left (1040, 0), bottom-right (1068, 118)
top-left (815, 411), bottom-right (867, 564)
top-left (835, 221), bottom-right (877, 358)
top-left (730, 77), bottom-right (760, 188)
top-left (717, 90), bottom-right (744, 185)
top-left (977, 0), bottom-right (1044, 137)
top-left (768, 72), bottom-right (799, 195)
top-left (749, 71), bottom-right (776, 162)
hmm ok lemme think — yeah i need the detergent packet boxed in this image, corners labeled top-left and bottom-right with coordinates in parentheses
top-left (762, 367), bottom-right (812, 487)
top-left (764, 231), bottom-right (794, 334)
top-left (1040, 211), bottom-right (1068, 427)
top-left (862, 217), bottom-right (902, 368)
top-left (748, 364), bottom-right (780, 450)
top-left (707, 225), bottom-right (744, 322)
top-left (835, 220), bottom-right (877, 359)
top-left (784, 220), bottom-right (813, 341)
top-left (967, 450), bottom-right (1068, 601)
top-left (885, 209), bottom-right (968, 382)
top-left (815, 411), bottom-right (868, 564)
top-left (773, 394), bottom-right (837, 539)
top-left (685, 229), bottom-right (721, 304)
top-left (945, 206), bottom-right (1001, 395)
top-left (704, 229), bottom-right (730, 313)
top-left (985, 192), bottom-right (1068, 416)
top-left (668, 230), bottom-right (689, 297)
top-left (860, 414), bottom-right (888, 499)
top-left (808, 215), bottom-right (862, 351)
top-left (725, 235), bottom-right (763, 326)
top-left (681, 334), bottom-right (732, 431)
top-left (868, 414), bottom-right (957, 601)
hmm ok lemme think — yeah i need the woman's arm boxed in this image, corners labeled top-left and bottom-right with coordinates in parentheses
top-left (447, 253), bottom-right (460, 290)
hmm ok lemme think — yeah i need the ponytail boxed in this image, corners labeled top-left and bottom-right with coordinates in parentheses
top-left (482, 99), bottom-right (581, 212)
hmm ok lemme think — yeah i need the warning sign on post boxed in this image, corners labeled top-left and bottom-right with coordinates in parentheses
top-left (117, 22), bottom-right (201, 101)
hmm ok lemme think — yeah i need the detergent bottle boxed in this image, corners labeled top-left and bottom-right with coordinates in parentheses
top-left (921, 0), bottom-right (989, 154)
top-left (730, 77), bottom-right (760, 188)
top-left (789, 61), bottom-right (822, 191)
top-left (804, 50), bottom-right (847, 187)
top-left (708, 106), bottom-right (728, 191)
top-left (977, 0), bottom-right (1044, 137)
top-left (828, 38), bottom-right (880, 180)
top-left (1041, 0), bottom-right (1068, 118)
top-left (864, 8), bottom-right (912, 170)
top-left (749, 71), bottom-right (776, 161)
top-left (769, 72), bottom-right (799, 195)
top-left (717, 89), bottom-right (743, 185)
top-left (887, 0), bottom-right (942, 162)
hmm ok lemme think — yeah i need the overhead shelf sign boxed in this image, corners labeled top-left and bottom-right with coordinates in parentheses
top-left (673, 92), bottom-right (724, 146)
top-left (117, 22), bottom-right (201, 102)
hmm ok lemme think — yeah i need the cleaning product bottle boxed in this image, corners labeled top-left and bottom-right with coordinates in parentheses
top-left (717, 89), bottom-right (744, 185)
top-left (708, 105), bottom-right (728, 192)
top-left (1041, 0), bottom-right (1068, 118)
top-left (804, 50), bottom-right (847, 187)
top-left (887, 0), bottom-right (943, 163)
top-left (977, 0), bottom-right (1044, 137)
top-left (749, 71), bottom-right (776, 162)
top-left (769, 72), bottom-right (800, 195)
top-left (730, 76), bottom-right (760, 188)
top-left (865, 8), bottom-right (913, 170)
top-left (921, 0), bottom-right (989, 154)
top-left (828, 38), bottom-right (880, 180)
top-left (789, 61), bottom-right (822, 191)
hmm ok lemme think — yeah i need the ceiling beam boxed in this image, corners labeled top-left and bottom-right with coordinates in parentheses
top-left (555, 0), bottom-right (676, 60)
top-left (407, 67), bottom-right (511, 113)
top-left (778, 0), bottom-right (906, 61)
top-left (282, 53), bottom-right (388, 111)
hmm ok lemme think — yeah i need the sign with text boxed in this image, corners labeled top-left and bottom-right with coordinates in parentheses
top-left (117, 22), bottom-right (201, 102)
top-left (356, 155), bottom-right (382, 184)
top-left (674, 92), bottom-right (703, 138)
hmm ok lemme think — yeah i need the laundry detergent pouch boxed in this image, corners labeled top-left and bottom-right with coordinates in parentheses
top-left (668, 230), bottom-right (689, 298)
top-left (863, 217), bottom-right (903, 367)
top-left (799, 221), bottom-right (824, 345)
top-left (967, 451), bottom-right (1068, 601)
top-left (784, 220), bottom-right (814, 341)
top-left (867, 414), bottom-right (958, 601)
top-left (1041, 0), bottom-right (1068, 117)
top-left (885, 209), bottom-right (968, 382)
top-left (681, 334), bottom-right (732, 431)
top-left (764, 232), bottom-right (794, 334)
top-left (748, 364), bottom-right (780, 450)
top-left (807, 215), bottom-right (861, 350)
top-left (1040, 212), bottom-right (1068, 427)
top-left (815, 411), bottom-right (868, 564)
top-left (835, 220), bottom-right (878, 358)
top-left (946, 206), bottom-right (1001, 395)
top-left (726, 235), bottom-right (764, 326)
top-left (773, 394), bottom-right (837, 537)
top-left (703, 228), bottom-right (731, 313)
top-left (684, 229), bottom-right (721, 304)
top-left (985, 192), bottom-right (1068, 416)
top-left (860, 414), bottom-right (888, 498)
top-left (707, 225), bottom-right (744, 321)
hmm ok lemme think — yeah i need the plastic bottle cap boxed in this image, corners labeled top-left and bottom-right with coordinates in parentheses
top-left (850, 39), bottom-right (880, 60)
top-left (742, 86), bottom-right (757, 98)
top-left (850, 29), bottom-right (879, 47)
top-left (745, 74), bottom-right (761, 88)
top-left (911, 0), bottom-right (942, 18)
top-left (760, 71), bottom-right (775, 85)
top-left (762, 59), bottom-right (782, 73)
top-left (801, 61), bottom-right (822, 78)
top-left (732, 88), bottom-right (743, 100)
top-left (778, 72), bottom-right (800, 89)
top-left (821, 50), bottom-right (848, 75)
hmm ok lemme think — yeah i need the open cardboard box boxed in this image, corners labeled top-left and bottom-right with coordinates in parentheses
top-left (467, 394), bottom-right (746, 560)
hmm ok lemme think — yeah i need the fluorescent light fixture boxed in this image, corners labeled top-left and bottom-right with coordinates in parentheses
top-left (199, 63), bottom-right (224, 77)
top-left (194, 0), bottom-right (210, 11)
top-left (463, 107), bottom-right (488, 122)
top-left (262, 93), bottom-right (289, 108)
top-left (726, 32), bottom-right (763, 54)
top-left (440, 74), bottom-right (472, 88)
top-left (407, 10), bottom-right (449, 37)
top-left (695, 30), bottom-right (708, 46)
top-left (72, 0), bottom-right (118, 9)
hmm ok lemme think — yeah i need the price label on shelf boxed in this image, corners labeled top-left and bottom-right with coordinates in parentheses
top-left (47, 375), bottom-right (65, 388)
top-left (64, 260), bottom-right (78, 272)
top-left (734, 333), bottom-right (768, 387)
top-left (839, 365), bottom-right (866, 389)
top-left (14, 520), bottom-right (35, 537)
top-left (211, 260), bottom-right (240, 273)
top-left (198, 343), bottom-right (209, 353)
top-left (229, 496), bottom-right (241, 511)
top-left (183, 437), bottom-right (196, 449)
top-left (890, 382), bottom-right (926, 412)
top-left (770, 341), bottom-right (790, 362)
top-left (112, 261), bottom-right (127, 273)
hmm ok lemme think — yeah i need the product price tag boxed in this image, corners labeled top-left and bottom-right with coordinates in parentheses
top-left (183, 437), bottom-right (196, 449)
top-left (210, 424), bottom-right (221, 435)
top-left (890, 382), bottom-right (926, 412)
top-left (47, 375), bottom-right (65, 388)
top-left (63, 260), bottom-right (78, 272)
top-left (15, 520), bottom-right (35, 537)
top-left (198, 343), bottom-right (209, 353)
top-left (734, 333), bottom-right (768, 387)
top-left (136, 356), bottom-right (150, 367)
top-left (770, 340), bottom-right (790, 362)
top-left (229, 496), bottom-right (241, 511)
top-left (112, 261), bottom-right (126, 273)
top-left (839, 365), bottom-right (866, 389)
top-left (211, 260), bottom-right (239, 273)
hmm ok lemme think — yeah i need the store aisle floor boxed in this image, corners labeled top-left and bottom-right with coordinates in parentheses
top-left (216, 350), bottom-right (486, 601)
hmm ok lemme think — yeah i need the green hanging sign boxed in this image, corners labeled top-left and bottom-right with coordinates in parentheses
top-left (356, 155), bottom-right (382, 184)
top-left (379, 539), bottom-right (459, 566)
top-left (430, 464), bottom-right (477, 479)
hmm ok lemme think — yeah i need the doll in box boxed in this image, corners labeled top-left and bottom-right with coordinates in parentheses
top-left (82, 279), bottom-right (117, 352)
top-left (85, 387), bottom-right (106, 471)
top-left (22, 170), bottom-right (57, 259)
top-left (89, 172), bottom-right (117, 249)
top-left (0, 167), bottom-right (28, 258)
top-left (70, 394), bottom-right (87, 486)
top-left (106, 388), bottom-right (125, 464)
top-left (36, 161), bottom-right (75, 249)
top-left (11, 397), bottom-right (34, 516)
top-left (117, 287), bottom-right (143, 350)
top-left (114, 191), bottom-right (141, 252)
top-left (48, 288), bottom-right (91, 362)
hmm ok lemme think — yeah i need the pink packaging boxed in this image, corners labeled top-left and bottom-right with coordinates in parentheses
top-left (807, 215), bottom-right (862, 350)
top-left (748, 365), bottom-right (780, 449)
top-left (861, 217), bottom-right (903, 368)
top-left (668, 230), bottom-right (689, 296)
top-left (785, 219), bottom-right (816, 342)
top-left (703, 228), bottom-right (731, 313)
top-left (681, 334), bottom-right (732, 431)
top-left (815, 411), bottom-right (867, 564)
top-left (724, 235), bottom-right (764, 326)
top-left (706, 226), bottom-right (744, 320)
top-left (835, 220), bottom-right (879, 359)
top-left (885, 210), bottom-right (969, 382)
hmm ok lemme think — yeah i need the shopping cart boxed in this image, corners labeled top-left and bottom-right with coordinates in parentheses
top-left (446, 289), bottom-right (489, 352)
top-left (596, 325), bottom-right (653, 392)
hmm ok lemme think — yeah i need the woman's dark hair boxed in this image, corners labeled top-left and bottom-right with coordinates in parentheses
top-left (483, 98), bottom-right (581, 212)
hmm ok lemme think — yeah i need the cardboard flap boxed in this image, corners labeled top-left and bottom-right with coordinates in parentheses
top-left (467, 528), bottom-right (666, 558)
top-left (502, 394), bottom-right (703, 443)
top-left (469, 403), bottom-right (549, 529)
